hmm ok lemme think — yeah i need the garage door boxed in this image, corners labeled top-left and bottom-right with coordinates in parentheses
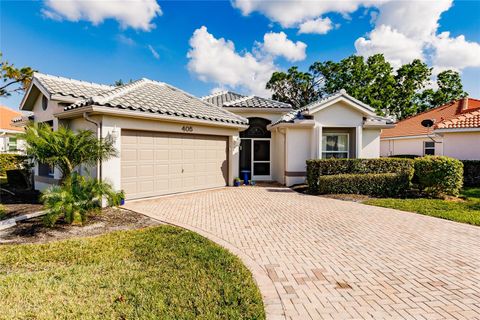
top-left (121, 130), bottom-right (228, 200)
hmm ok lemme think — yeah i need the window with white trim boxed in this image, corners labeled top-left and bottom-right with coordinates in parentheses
top-left (424, 141), bottom-right (435, 155)
top-left (322, 133), bottom-right (349, 158)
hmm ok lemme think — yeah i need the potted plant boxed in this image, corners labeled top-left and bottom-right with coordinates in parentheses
top-left (234, 177), bottom-right (241, 187)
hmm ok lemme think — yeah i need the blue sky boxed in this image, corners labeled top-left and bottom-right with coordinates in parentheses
top-left (1, 0), bottom-right (479, 111)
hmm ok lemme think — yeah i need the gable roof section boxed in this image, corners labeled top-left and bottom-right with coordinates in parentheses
top-left (66, 79), bottom-right (248, 125)
top-left (381, 98), bottom-right (480, 138)
top-left (201, 91), bottom-right (292, 109)
top-left (272, 90), bottom-right (387, 126)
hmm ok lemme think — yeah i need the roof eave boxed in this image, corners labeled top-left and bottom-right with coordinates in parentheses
top-left (55, 105), bottom-right (249, 129)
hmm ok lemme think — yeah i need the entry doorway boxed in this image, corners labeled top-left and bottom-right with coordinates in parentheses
top-left (239, 117), bottom-right (272, 181)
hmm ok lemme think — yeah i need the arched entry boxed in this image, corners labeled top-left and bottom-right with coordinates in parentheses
top-left (239, 117), bottom-right (271, 181)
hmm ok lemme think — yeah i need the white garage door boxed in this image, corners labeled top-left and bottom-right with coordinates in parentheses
top-left (121, 130), bottom-right (228, 200)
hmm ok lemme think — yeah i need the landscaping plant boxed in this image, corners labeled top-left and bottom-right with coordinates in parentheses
top-left (414, 156), bottom-right (463, 197)
top-left (23, 123), bottom-right (117, 181)
top-left (41, 172), bottom-right (123, 226)
top-left (23, 123), bottom-right (122, 226)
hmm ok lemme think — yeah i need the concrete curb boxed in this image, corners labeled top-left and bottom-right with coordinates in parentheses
top-left (124, 208), bottom-right (286, 320)
top-left (0, 211), bottom-right (45, 231)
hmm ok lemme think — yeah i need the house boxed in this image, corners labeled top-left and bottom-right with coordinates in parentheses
top-left (380, 98), bottom-right (480, 160)
top-left (0, 105), bottom-right (26, 153)
top-left (20, 73), bottom-right (393, 200)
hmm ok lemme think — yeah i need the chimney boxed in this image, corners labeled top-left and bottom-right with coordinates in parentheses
top-left (460, 97), bottom-right (469, 111)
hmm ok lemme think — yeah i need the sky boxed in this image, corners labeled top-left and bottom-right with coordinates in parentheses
top-left (1, 0), bottom-right (479, 111)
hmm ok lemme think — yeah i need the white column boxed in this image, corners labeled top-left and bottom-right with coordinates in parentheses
top-left (316, 125), bottom-right (323, 159)
top-left (229, 134), bottom-right (240, 185)
top-left (356, 125), bottom-right (362, 158)
top-left (101, 116), bottom-right (122, 191)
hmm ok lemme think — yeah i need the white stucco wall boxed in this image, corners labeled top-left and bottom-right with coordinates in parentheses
top-left (313, 101), bottom-right (364, 127)
top-left (271, 130), bottom-right (285, 184)
top-left (442, 132), bottom-right (480, 160)
top-left (380, 136), bottom-right (444, 157)
top-left (285, 127), bottom-right (311, 186)
top-left (362, 129), bottom-right (381, 158)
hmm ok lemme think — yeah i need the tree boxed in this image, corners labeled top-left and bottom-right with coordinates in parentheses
top-left (266, 54), bottom-right (468, 119)
top-left (266, 67), bottom-right (321, 109)
top-left (0, 52), bottom-right (35, 97)
top-left (23, 123), bottom-right (117, 181)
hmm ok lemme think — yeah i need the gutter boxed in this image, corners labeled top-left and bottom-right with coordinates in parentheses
top-left (83, 112), bottom-right (102, 181)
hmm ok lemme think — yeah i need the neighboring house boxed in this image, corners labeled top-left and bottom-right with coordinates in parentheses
top-left (381, 98), bottom-right (480, 160)
top-left (0, 105), bottom-right (25, 153)
top-left (20, 73), bottom-right (392, 200)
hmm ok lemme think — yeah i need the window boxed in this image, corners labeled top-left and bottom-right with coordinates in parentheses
top-left (322, 133), bottom-right (349, 158)
top-left (424, 141), bottom-right (435, 155)
top-left (8, 137), bottom-right (17, 151)
top-left (42, 95), bottom-right (48, 110)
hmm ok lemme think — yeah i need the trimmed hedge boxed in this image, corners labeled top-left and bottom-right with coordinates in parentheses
top-left (0, 153), bottom-right (28, 176)
top-left (414, 156), bottom-right (463, 197)
top-left (462, 160), bottom-right (480, 187)
top-left (318, 173), bottom-right (410, 197)
top-left (306, 158), bottom-right (414, 194)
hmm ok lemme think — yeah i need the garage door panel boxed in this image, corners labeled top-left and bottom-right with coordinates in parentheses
top-left (121, 130), bottom-right (228, 200)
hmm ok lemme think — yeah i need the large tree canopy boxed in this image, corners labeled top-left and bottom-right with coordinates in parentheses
top-left (0, 52), bottom-right (35, 97)
top-left (267, 54), bottom-right (468, 119)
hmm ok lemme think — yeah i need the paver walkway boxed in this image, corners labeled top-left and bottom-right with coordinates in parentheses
top-left (125, 186), bottom-right (480, 320)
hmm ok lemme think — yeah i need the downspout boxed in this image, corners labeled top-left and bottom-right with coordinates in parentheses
top-left (83, 112), bottom-right (102, 181)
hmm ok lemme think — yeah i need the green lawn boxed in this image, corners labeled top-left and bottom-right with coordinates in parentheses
top-left (364, 188), bottom-right (480, 226)
top-left (0, 226), bottom-right (265, 320)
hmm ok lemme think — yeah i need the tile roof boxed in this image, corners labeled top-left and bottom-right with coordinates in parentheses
top-left (0, 106), bottom-right (23, 131)
top-left (202, 91), bottom-right (292, 109)
top-left (381, 98), bottom-right (480, 138)
top-left (66, 79), bottom-right (248, 125)
top-left (34, 72), bottom-right (114, 99)
top-left (436, 110), bottom-right (480, 129)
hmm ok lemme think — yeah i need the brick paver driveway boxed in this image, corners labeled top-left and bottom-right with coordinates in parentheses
top-left (125, 186), bottom-right (480, 320)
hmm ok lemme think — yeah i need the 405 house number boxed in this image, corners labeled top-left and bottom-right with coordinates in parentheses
top-left (181, 125), bottom-right (193, 132)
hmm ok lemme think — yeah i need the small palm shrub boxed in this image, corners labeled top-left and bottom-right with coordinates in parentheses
top-left (41, 173), bottom-right (124, 227)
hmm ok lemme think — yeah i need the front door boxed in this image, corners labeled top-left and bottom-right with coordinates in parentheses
top-left (252, 139), bottom-right (271, 180)
top-left (239, 138), bottom-right (271, 181)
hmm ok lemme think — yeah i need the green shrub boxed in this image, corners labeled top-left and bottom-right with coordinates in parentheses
top-left (0, 204), bottom-right (5, 219)
top-left (462, 160), bottom-right (480, 187)
top-left (318, 173), bottom-right (410, 197)
top-left (387, 154), bottom-right (420, 159)
top-left (41, 172), bottom-right (124, 227)
top-left (0, 154), bottom-right (28, 176)
top-left (414, 156), bottom-right (463, 197)
top-left (306, 158), bottom-right (414, 194)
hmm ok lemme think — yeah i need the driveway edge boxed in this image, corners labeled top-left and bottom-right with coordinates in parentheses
top-left (126, 209), bottom-right (286, 320)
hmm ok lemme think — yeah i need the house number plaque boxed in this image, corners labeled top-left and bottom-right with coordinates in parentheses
top-left (181, 126), bottom-right (193, 132)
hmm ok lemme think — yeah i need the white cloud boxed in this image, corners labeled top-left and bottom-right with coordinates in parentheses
top-left (431, 32), bottom-right (480, 71)
top-left (187, 26), bottom-right (276, 97)
top-left (148, 45), bottom-right (160, 59)
top-left (355, 25), bottom-right (424, 68)
top-left (298, 17), bottom-right (333, 35)
top-left (261, 32), bottom-right (307, 61)
top-left (375, 0), bottom-right (452, 40)
top-left (42, 0), bottom-right (162, 31)
top-left (232, 0), bottom-right (382, 27)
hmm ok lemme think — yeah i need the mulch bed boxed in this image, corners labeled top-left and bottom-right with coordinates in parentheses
top-left (290, 184), bottom-right (372, 202)
top-left (0, 207), bottom-right (160, 245)
top-left (1, 189), bottom-right (43, 220)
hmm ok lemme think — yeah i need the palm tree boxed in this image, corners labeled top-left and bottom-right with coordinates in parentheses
top-left (23, 123), bottom-right (117, 182)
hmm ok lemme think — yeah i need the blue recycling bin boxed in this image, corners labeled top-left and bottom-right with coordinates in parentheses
top-left (241, 170), bottom-right (251, 185)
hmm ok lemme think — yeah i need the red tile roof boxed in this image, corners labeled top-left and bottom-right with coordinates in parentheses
top-left (381, 98), bottom-right (480, 138)
top-left (436, 110), bottom-right (480, 129)
top-left (0, 105), bottom-right (23, 132)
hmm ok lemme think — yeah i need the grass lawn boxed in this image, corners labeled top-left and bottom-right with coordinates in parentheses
top-left (0, 226), bottom-right (265, 319)
top-left (364, 188), bottom-right (480, 226)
